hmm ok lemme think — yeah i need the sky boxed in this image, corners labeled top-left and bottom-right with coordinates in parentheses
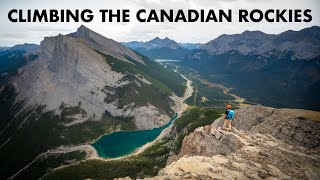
top-left (0, 0), bottom-right (320, 46)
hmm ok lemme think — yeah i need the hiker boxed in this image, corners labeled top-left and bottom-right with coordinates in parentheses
top-left (222, 104), bottom-right (235, 131)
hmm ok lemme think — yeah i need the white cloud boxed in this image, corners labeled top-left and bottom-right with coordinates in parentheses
top-left (0, 0), bottom-right (319, 46)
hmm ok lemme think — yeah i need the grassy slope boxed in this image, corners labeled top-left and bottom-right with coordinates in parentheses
top-left (103, 53), bottom-right (185, 97)
top-left (42, 107), bottom-right (222, 179)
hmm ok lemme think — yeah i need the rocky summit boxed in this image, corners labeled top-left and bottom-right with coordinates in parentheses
top-left (11, 25), bottom-right (180, 129)
top-left (117, 105), bottom-right (320, 180)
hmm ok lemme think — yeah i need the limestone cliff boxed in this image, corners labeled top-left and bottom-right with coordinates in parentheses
top-left (11, 26), bottom-right (178, 129)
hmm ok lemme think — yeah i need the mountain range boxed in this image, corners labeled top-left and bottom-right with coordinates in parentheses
top-left (181, 26), bottom-right (320, 110)
top-left (198, 26), bottom-right (320, 60)
top-left (123, 37), bottom-right (190, 59)
top-left (123, 26), bottom-right (320, 110)
top-left (0, 43), bottom-right (39, 76)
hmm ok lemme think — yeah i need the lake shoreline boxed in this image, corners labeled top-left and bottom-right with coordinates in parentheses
top-left (91, 114), bottom-right (178, 158)
top-left (90, 74), bottom-right (192, 160)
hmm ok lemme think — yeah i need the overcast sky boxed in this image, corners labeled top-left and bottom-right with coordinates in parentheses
top-left (1, 0), bottom-right (319, 46)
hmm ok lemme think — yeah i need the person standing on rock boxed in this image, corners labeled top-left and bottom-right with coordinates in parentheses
top-left (222, 105), bottom-right (235, 131)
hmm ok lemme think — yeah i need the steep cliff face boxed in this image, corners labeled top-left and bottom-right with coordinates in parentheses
top-left (14, 34), bottom-right (121, 120)
top-left (150, 105), bottom-right (320, 179)
top-left (11, 26), bottom-right (179, 129)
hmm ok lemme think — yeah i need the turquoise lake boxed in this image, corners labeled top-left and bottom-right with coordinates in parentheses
top-left (92, 113), bottom-right (178, 158)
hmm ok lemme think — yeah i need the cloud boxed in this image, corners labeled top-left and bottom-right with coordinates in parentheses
top-left (27, 26), bottom-right (71, 32)
top-left (0, 0), bottom-right (319, 46)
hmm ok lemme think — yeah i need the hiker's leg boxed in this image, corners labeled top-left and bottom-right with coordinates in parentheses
top-left (228, 120), bottom-right (232, 130)
top-left (222, 120), bottom-right (228, 129)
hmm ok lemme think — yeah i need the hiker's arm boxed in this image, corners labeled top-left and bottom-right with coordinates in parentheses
top-left (223, 110), bottom-right (228, 119)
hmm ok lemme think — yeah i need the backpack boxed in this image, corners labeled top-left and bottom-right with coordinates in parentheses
top-left (226, 110), bottom-right (234, 120)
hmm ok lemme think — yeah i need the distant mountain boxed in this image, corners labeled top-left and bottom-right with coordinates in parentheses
top-left (0, 43), bottom-right (39, 79)
top-left (183, 26), bottom-right (320, 110)
top-left (123, 37), bottom-right (190, 59)
top-left (8, 43), bottom-right (39, 52)
top-left (0, 43), bottom-right (39, 55)
top-left (179, 43), bottom-right (202, 50)
top-left (0, 26), bottom-right (185, 179)
top-left (0, 47), bottom-right (9, 52)
top-left (200, 26), bottom-right (320, 60)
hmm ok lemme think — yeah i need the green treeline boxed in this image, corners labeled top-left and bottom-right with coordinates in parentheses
top-left (42, 107), bottom-right (222, 179)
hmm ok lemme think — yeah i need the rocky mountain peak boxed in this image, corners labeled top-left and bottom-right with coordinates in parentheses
top-left (68, 25), bottom-right (145, 64)
top-left (73, 25), bottom-right (91, 37)
top-left (149, 37), bottom-right (163, 44)
top-left (123, 37), bottom-right (190, 59)
top-left (11, 27), bottom-right (179, 129)
top-left (148, 37), bottom-right (183, 50)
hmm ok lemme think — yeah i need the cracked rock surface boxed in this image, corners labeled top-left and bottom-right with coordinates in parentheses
top-left (137, 105), bottom-right (320, 180)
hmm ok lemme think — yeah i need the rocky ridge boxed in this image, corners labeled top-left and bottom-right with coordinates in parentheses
top-left (201, 26), bottom-right (320, 60)
top-left (122, 37), bottom-right (190, 59)
top-left (68, 25), bottom-right (144, 64)
top-left (124, 37), bottom-right (184, 51)
top-left (139, 105), bottom-right (320, 179)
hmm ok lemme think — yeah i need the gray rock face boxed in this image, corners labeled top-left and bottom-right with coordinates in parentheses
top-left (68, 25), bottom-right (144, 64)
top-left (179, 126), bottom-right (244, 157)
top-left (156, 106), bottom-right (320, 180)
top-left (203, 31), bottom-right (275, 55)
top-left (159, 131), bottom-right (320, 180)
top-left (12, 26), bottom-right (175, 129)
top-left (212, 105), bottom-right (320, 149)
